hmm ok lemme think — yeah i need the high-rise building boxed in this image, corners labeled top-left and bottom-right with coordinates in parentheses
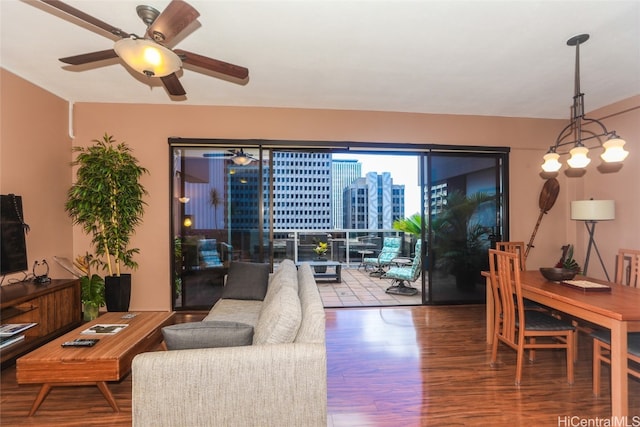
top-left (331, 159), bottom-right (361, 229)
top-left (343, 172), bottom-right (405, 229)
top-left (267, 152), bottom-right (332, 230)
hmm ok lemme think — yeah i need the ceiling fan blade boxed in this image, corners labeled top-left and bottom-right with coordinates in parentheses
top-left (161, 73), bottom-right (186, 96)
top-left (59, 50), bottom-right (118, 65)
top-left (174, 49), bottom-right (249, 80)
top-left (40, 0), bottom-right (129, 38)
top-left (146, 0), bottom-right (200, 45)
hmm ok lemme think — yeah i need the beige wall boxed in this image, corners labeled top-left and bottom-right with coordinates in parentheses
top-left (2, 68), bottom-right (638, 310)
top-left (0, 69), bottom-right (74, 282)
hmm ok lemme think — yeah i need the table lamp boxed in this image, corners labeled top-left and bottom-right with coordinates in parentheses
top-left (570, 199), bottom-right (615, 280)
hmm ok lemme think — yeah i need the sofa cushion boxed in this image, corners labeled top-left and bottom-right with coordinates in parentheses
top-left (203, 299), bottom-right (263, 326)
top-left (253, 286), bottom-right (302, 345)
top-left (263, 260), bottom-right (298, 308)
top-left (162, 321), bottom-right (253, 350)
top-left (221, 262), bottom-right (270, 300)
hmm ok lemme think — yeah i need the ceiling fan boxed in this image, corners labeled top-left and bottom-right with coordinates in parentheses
top-left (203, 149), bottom-right (258, 165)
top-left (39, 0), bottom-right (249, 97)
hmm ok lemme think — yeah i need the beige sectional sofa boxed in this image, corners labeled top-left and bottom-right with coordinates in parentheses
top-left (131, 260), bottom-right (327, 427)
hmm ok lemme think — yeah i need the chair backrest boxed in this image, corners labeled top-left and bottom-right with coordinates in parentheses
top-left (496, 241), bottom-right (527, 271)
top-left (488, 249), bottom-right (524, 346)
top-left (615, 248), bottom-right (640, 287)
top-left (408, 239), bottom-right (422, 280)
top-left (198, 239), bottom-right (222, 268)
top-left (378, 237), bottom-right (402, 263)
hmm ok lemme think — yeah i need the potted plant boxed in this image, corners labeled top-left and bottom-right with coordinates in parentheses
top-left (431, 190), bottom-right (495, 290)
top-left (556, 244), bottom-right (582, 273)
top-left (312, 241), bottom-right (329, 273)
top-left (65, 133), bottom-right (148, 312)
top-left (313, 241), bottom-right (329, 259)
top-left (392, 212), bottom-right (424, 237)
top-left (393, 212), bottom-right (426, 263)
top-left (73, 253), bottom-right (105, 321)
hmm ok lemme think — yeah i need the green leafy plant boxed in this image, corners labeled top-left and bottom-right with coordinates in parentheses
top-left (432, 191), bottom-right (495, 287)
top-left (73, 253), bottom-right (105, 309)
top-left (556, 244), bottom-right (582, 273)
top-left (65, 133), bottom-right (149, 277)
top-left (392, 213), bottom-right (424, 236)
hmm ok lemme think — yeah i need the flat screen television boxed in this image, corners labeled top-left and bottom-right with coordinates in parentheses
top-left (1, 194), bottom-right (29, 276)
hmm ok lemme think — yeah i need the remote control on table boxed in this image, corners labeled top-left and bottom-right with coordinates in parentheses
top-left (61, 339), bottom-right (99, 347)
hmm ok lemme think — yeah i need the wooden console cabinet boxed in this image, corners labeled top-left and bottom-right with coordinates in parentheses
top-left (1, 279), bottom-right (81, 368)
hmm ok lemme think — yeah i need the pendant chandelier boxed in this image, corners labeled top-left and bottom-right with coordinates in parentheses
top-left (541, 34), bottom-right (629, 178)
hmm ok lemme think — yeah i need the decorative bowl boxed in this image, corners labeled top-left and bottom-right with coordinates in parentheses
top-left (539, 267), bottom-right (577, 282)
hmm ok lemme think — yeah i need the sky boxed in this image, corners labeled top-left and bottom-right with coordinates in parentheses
top-left (333, 153), bottom-right (421, 217)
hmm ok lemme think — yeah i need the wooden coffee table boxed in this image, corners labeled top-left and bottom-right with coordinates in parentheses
top-left (16, 311), bottom-right (174, 416)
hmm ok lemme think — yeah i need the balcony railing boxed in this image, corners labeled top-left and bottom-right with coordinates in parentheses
top-left (271, 229), bottom-right (415, 267)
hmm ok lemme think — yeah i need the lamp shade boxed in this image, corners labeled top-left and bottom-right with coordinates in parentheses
top-left (570, 200), bottom-right (615, 221)
top-left (541, 152), bottom-right (562, 172)
top-left (567, 146), bottom-right (591, 168)
top-left (114, 38), bottom-right (181, 77)
top-left (600, 137), bottom-right (629, 163)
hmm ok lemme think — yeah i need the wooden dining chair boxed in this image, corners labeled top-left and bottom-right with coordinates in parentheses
top-left (495, 241), bottom-right (528, 270)
top-left (489, 249), bottom-right (575, 385)
top-left (591, 248), bottom-right (640, 395)
top-left (496, 241), bottom-right (550, 311)
top-left (591, 330), bottom-right (640, 396)
top-left (615, 248), bottom-right (640, 287)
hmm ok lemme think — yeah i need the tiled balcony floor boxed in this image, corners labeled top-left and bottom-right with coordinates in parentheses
top-left (316, 266), bottom-right (423, 308)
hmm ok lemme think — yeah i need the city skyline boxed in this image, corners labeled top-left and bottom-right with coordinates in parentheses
top-left (333, 153), bottom-right (421, 217)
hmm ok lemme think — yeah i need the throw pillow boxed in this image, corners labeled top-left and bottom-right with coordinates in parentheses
top-left (162, 321), bottom-right (254, 350)
top-left (221, 262), bottom-right (270, 300)
top-left (253, 286), bottom-right (302, 345)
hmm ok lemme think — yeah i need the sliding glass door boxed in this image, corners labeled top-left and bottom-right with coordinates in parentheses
top-left (172, 146), bottom-right (266, 309)
top-left (170, 140), bottom-right (508, 309)
top-left (424, 152), bottom-right (507, 304)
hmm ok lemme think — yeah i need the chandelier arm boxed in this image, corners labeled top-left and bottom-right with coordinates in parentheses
top-left (540, 33), bottom-right (628, 175)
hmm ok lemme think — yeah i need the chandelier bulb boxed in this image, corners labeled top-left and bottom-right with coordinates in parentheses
top-left (567, 145), bottom-right (591, 168)
top-left (600, 137), bottom-right (629, 163)
top-left (541, 152), bottom-right (562, 172)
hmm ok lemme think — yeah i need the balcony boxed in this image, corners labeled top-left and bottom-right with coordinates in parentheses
top-left (273, 229), bottom-right (423, 308)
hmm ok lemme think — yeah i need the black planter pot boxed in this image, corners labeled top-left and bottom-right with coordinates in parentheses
top-left (105, 274), bottom-right (131, 312)
top-left (314, 257), bottom-right (328, 273)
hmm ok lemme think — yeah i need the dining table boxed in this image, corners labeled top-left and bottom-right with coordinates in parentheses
top-left (484, 270), bottom-right (640, 418)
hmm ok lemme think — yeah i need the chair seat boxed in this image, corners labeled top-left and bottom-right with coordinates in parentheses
top-left (520, 311), bottom-right (575, 332)
top-left (590, 330), bottom-right (640, 357)
top-left (384, 267), bottom-right (415, 281)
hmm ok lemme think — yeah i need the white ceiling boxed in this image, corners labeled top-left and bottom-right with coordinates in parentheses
top-left (1, 0), bottom-right (639, 119)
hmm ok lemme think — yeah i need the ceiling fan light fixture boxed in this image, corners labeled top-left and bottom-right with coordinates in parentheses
top-left (232, 154), bottom-right (253, 166)
top-left (230, 149), bottom-right (256, 165)
top-left (114, 38), bottom-right (181, 77)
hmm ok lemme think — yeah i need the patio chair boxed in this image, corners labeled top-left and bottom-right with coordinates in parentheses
top-left (197, 239), bottom-right (223, 268)
top-left (489, 249), bottom-right (575, 385)
top-left (362, 237), bottom-right (402, 277)
top-left (383, 239), bottom-right (422, 296)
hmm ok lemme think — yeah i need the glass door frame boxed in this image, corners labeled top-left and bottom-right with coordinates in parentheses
top-left (169, 138), bottom-right (509, 310)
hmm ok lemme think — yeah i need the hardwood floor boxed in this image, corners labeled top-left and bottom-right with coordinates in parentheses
top-left (2, 306), bottom-right (639, 426)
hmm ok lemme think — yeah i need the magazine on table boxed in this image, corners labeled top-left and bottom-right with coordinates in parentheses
top-left (0, 334), bottom-right (25, 349)
top-left (81, 324), bottom-right (129, 335)
top-left (0, 322), bottom-right (37, 337)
